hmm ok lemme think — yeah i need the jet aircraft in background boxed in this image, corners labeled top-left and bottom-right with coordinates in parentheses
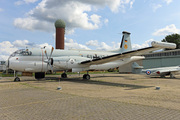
top-left (132, 62), bottom-right (180, 78)
top-left (5, 31), bottom-right (176, 81)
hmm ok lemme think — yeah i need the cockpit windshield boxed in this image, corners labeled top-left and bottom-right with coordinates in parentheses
top-left (8, 49), bottom-right (32, 59)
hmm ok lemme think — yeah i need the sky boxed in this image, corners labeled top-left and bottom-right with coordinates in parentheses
top-left (0, 0), bottom-right (180, 61)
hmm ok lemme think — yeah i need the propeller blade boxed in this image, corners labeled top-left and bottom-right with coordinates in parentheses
top-left (45, 64), bottom-right (49, 73)
top-left (49, 47), bottom-right (54, 59)
top-left (44, 47), bottom-right (54, 74)
top-left (49, 64), bottom-right (53, 74)
top-left (44, 50), bottom-right (48, 59)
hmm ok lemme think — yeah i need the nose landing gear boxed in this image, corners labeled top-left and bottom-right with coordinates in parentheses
top-left (14, 70), bottom-right (20, 82)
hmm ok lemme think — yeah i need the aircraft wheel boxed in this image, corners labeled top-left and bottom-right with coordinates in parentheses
top-left (61, 73), bottom-right (67, 78)
top-left (83, 74), bottom-right (90, 80)
top-left (86, 74), bottom-right (90, 80)
top-left (83, 74), bottom-right (87, 79)
top-left (14, 77), bottom-right (20, 82)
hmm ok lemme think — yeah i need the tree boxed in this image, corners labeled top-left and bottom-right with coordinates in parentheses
top-left (161, 33), bottom-right (180, 49)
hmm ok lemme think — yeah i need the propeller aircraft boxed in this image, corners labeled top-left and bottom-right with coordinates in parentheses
top-left (5, 31), bottom-right (176, 81)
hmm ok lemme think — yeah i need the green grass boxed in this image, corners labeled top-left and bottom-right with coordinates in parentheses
top-left (0, 70), bottom-right (119, 77)
top-left (0, 72), bottom-right (21, 77)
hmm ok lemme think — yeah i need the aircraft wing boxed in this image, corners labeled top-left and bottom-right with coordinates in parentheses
top-left (80, 41), bottom-right (176, 65)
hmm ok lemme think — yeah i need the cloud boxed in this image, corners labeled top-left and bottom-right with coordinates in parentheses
top-left (14, 17), bottom-right (54, 32)
top-left (0, 55), bottom-right (9, 61)
top-left (104, 19), bottom-right (109, 25)
top-left (130, 0), bottom-right (135, 9)
top-left (0, 41), bottom-right (18, 55)
top-left (0, 41), bottom-right (18, 61)
top-left (14, 0), bottom-right (38, 5)
top-left (152, 4), bottom-right (162, 12)
top-left (132, 39), bottom-right (154, 50)
top-left (13, 0), bottom-right (134, 34)
top-left (90, 14), bottom-right (101, 24)
top-left (0, 40), bottom-right (54, 61)
top-left (97, 42), bottom-right (113, 50)
top-left (85, 39), bottom-right (120, 50)
top-left (152, 24), bottom-right (180, 36)
top-left (65, 38), bottom-right (90, 50)
top-left (0, 8), bottom-right (4, 12)
top-left (164, 0), bottom-right (173, 4)
top-left (13, 40), bottom-right (34, 48)
top-left (38, 43), bottom-right (52, 49)
top-left (86, 40), bottom-right (99, 47)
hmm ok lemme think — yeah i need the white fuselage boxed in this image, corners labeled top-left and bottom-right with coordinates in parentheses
top-left (7, 48), bottom-right (144, 73)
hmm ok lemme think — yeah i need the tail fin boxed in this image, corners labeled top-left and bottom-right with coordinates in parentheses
top-left (120, 31), bottom-right (132, 52)
top-left (132, 62), bottom-right (143, 74)
top-left (112, 31), bottom-right (132, 53)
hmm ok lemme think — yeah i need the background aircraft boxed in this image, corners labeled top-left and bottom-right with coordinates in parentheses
top-left (132, 62), bottom-right (180, 78)
top-left (5, 31), bottom-right (176, 81)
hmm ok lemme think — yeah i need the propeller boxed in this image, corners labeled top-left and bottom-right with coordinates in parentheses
top-left (44, 47), bottom-right (54, 74)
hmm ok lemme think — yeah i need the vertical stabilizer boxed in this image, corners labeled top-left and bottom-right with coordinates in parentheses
top-left (120, 31), bottom-right (132, 52)
top-left (111, 31), bottom-right (132, 53)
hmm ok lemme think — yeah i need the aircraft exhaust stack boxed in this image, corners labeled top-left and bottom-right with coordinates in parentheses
top-left (55, 19), bottom-right (66, 49)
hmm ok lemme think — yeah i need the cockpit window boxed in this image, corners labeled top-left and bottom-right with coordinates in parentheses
top-left (8, 49), bottom-right (32, 59)
top-left (21, 50), bottom-right (32, 55)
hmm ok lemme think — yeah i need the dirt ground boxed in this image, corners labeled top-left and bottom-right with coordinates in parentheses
top-left (0, 73), bottom-right (180, 119)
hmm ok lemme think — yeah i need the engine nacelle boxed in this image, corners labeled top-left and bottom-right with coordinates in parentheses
top-left (151, 41), bottom-right (176, 49)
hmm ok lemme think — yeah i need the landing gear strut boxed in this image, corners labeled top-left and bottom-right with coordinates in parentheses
top-left (14, 70), bottom-right (20, 82)
top-left (83, 71), bottom-right (90, 80)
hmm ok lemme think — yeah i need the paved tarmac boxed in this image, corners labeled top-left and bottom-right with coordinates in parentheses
top-left (0, 73), bottom-right (180, 120)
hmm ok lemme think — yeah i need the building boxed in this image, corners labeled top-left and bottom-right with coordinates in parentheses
top-left (119, 49), bottom-right (180, 73)
top-left (0, 61), bottom-right (6, 72)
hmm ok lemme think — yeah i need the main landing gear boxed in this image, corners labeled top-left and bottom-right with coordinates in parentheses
top-left (83, 71), bottom-right (90, 80)
top-left (14, 77), bottom-right (20, 82)
top-left (61, 71), bottom-right (91, 80)
top-left (83, 74), bottom-right (90, 80)
top-left (61, 72), bottom-right (67, 78)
